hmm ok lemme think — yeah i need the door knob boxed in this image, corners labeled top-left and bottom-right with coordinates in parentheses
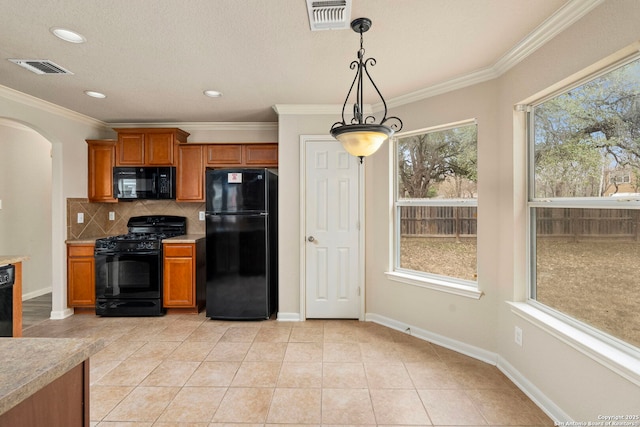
top-left (307, 236), bottom-right (315, 242)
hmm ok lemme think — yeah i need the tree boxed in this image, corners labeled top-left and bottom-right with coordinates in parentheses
top-left (397, 124), bottom-right (477, 199)
top-left (534, 59), bottom-right (640, 197)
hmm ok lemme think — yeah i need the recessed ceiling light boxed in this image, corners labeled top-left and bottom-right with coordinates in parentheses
top-left (84, 90), bottom-right (106, 99)
top-left (50, 27), bottom-right (86, 44)
top-left (203, 90), bottom-right (223, 98)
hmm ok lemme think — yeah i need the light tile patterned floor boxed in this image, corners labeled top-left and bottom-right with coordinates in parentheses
top-left (22, 308), bottom-right (553, 426)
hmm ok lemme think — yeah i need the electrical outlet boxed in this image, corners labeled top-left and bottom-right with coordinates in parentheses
top-left (515, 326), bottom-right (523, 346)
top-left (199, 211), bottom-right (205, 221)
top-left (77, 212), bottom-right (84, 224)
top-left (109, 212), bottom-right (115, 221)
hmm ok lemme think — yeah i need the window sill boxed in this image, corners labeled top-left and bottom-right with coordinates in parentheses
top-left (385, 271), bottom-right (483, 300)
top-left (508, 301), bottom-right (640, 387)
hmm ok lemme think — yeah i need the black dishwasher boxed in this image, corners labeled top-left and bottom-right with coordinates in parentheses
top-left (0, 264), bottom-right (16, 337)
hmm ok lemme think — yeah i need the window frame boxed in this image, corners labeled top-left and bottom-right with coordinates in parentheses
top-left (386, 119), bottom-right (482, 300)
top-left (524, 51), bottom-right (640, 359)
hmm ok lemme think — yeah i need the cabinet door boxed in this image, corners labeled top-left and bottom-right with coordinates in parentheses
top-left (206, 144), bottom-right (243, 166)
top-left (244, 143), bottom-right (278, 166)
top-left (117, 133), bottom-right (145, 165)
top-left (176, 144), bottom-right (204, 201)
top-left (87, 140), bottom-right (117, 202)
top-left (67, 245), bottom-right (95, 307)
top-left (163, 244), bottom-right (194, 307)
top-left (146, 132), bottom-right (175, 165)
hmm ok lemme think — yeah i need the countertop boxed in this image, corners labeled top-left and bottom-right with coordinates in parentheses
top-left (0, 255), bottom-right (29, 267)
top-left (163, 234), bottom-right (205, 243)
top-left (0, 338), bottom-right (104, 415)
top-left (65, 234), bottom-right (205, 245)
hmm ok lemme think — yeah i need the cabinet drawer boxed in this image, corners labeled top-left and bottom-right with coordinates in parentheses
top-left (67, 245), bottom-right (95, 257)
top-left (164, 244), bottom-right (193, 257)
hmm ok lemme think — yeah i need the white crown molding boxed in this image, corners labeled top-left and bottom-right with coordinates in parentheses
top-left (272, 104), bottom-right (373, 116)
top-left (376, 0), bottom-right (605, 112)
top-left (0, 84), bottom-right (108, 129)
top-left (107, 121), bottom-right (278, 132)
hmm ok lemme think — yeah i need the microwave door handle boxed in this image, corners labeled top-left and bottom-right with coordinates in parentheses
top-left (152, 173), bottom-right (157, 194)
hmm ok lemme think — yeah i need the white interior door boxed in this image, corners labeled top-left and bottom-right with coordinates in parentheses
top-left (303, 137), bottom-right (361, 319)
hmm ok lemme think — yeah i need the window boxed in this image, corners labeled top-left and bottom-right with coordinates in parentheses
top-left (391, 121), bottom-right (478, 293)
top-left (528, 55), bottom-right (640, 351)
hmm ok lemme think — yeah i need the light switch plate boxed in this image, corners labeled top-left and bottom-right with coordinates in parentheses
top-left (199, 211), bottom-right (205, 221)
top-left (109, 212), bottom-right (115, 221)
top-left (77, 212), bottom-right (84, 224)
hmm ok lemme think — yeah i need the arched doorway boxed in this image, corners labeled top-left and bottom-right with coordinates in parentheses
top-left (0, 118), bottom-right (53, 328)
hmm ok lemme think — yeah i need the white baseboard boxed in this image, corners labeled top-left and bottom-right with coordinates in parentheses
top-left (50, 308), bottom-right (74, 320)
top-left (277, 312), bottom-right (302, 321)
top-left (22, 287), bottom-right (52, 301)
top-left (497, 356), bottom-right (568, 422)
top-left (366, 312), bottom-right (498, 365)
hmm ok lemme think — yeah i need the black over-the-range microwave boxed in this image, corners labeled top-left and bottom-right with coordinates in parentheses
top-left (113, 167), bottom-right (176, 200)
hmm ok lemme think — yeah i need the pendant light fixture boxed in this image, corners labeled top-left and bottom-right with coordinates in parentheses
top-left (331, 17), bottom-right (402, 162)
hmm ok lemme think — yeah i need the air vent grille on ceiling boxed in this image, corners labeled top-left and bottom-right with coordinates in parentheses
top-left (306, 0), bottom-right (351, 31)
top-left (8, 59), bottom-right (73, 75)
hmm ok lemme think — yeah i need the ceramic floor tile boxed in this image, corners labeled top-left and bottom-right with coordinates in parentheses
top-left (166, 340), bottom-right (216, 361)
top-left (322, 362), bottom-right (368, 388)
top-left (277, 362), bottom-right (323, 388)
top-left (405, 361), bottom-right (463, 389)
top-left (244, 341), bottom-right (287, 362)
top-left (205, 341), bottom-right (251, 361)
top-left (466, 388), bottom-right (553, 425)
top-left (323, 341), bottom-right (362, 362)
top-left (128, 341), bottom-right (181, 360)
top-left (254, 326), bottom-right (291, 342)
top-left (284, 341), bottom-right (324, 362)
top-left (184, 324), bottom-right (226, 342)
top-left (212, 387), bottom-right (274, 423)
top-left (370, 388), bottom-right (432, 425)
top-left (289, 326), bottom-right (324, 342)
top-left (419, 388), bottom-right (487, 425)
top-left (91, 339), bottom-right (146, 362)
top-left (90, 359), bottom-right (122, 385)
top-left (155, 386), bottom-right (226, 423)
top-left (140, 360), bottom-right (200, 386)
top-left (219, 326), bottom-right (260, 342)
top-left (184, 361), bottom-right (240, 387)
top-left (364, 362), bottom-right (414, 389)
top-left (447, 360), bottom-right (513, 389)
top-left (103, 386), bottom-right (180, 422)
top-left (321, 388), bottom-right (376, 425)
top-left (96, 358), bottom-right (162, 386)
top-left (359, 342), bottom-right (402, 362)
top-left (230, 361), bottom-right (281, 387)
top-left (90, 385), bottom-right (134, 421)
top-left (266, 388), bottom-right (322, 424)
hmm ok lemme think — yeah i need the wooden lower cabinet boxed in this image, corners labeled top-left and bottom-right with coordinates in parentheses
top-left (67, 244), bottom-right (95, 309)
top-left (0, 361), bottom-right (90, 427)
top-left (163, 240), bottom-right (205, 313)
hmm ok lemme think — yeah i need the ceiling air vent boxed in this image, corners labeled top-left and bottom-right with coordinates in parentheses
top-left (306, 0), bottom-right (351, 31)
top-left (8, 59), bottom-right (73, 75)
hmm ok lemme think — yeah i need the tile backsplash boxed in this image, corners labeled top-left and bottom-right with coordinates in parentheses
top-left (67, 198), bottom-right (205, 239)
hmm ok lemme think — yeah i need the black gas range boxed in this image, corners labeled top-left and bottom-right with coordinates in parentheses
top-left (95, 215), bottom-right (186, 316)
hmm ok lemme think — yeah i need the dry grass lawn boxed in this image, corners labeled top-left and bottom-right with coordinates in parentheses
top-left (400, 236), bottom-right (640, 349)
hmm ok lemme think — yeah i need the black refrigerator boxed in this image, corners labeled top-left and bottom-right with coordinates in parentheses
top-left (205, 168), bottom-right (278, 320)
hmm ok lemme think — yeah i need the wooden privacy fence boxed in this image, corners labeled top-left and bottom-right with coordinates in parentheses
top-left (400, 206), bottom-right (477, 238)
top-left (535, 207), bottom-right (640, 240)
top-left (401, 206), bottom-right (640, 240)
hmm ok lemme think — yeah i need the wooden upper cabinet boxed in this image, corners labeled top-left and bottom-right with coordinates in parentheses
top-left (244, 143), bottom-right (278, 166)
top-left (87, 140), bottom-right (117, 203)
top-left (205, 143), bottom-right (278, 167)
top-left (114, 128), bottom-right (189, 166)
top-left (176, 144), bottom-right (204, 202)
top-left (206, 144), bottom-right (243, 166)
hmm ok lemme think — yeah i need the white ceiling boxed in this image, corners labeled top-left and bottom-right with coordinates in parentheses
top-left (0, 0), bottom-right (597, 124)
